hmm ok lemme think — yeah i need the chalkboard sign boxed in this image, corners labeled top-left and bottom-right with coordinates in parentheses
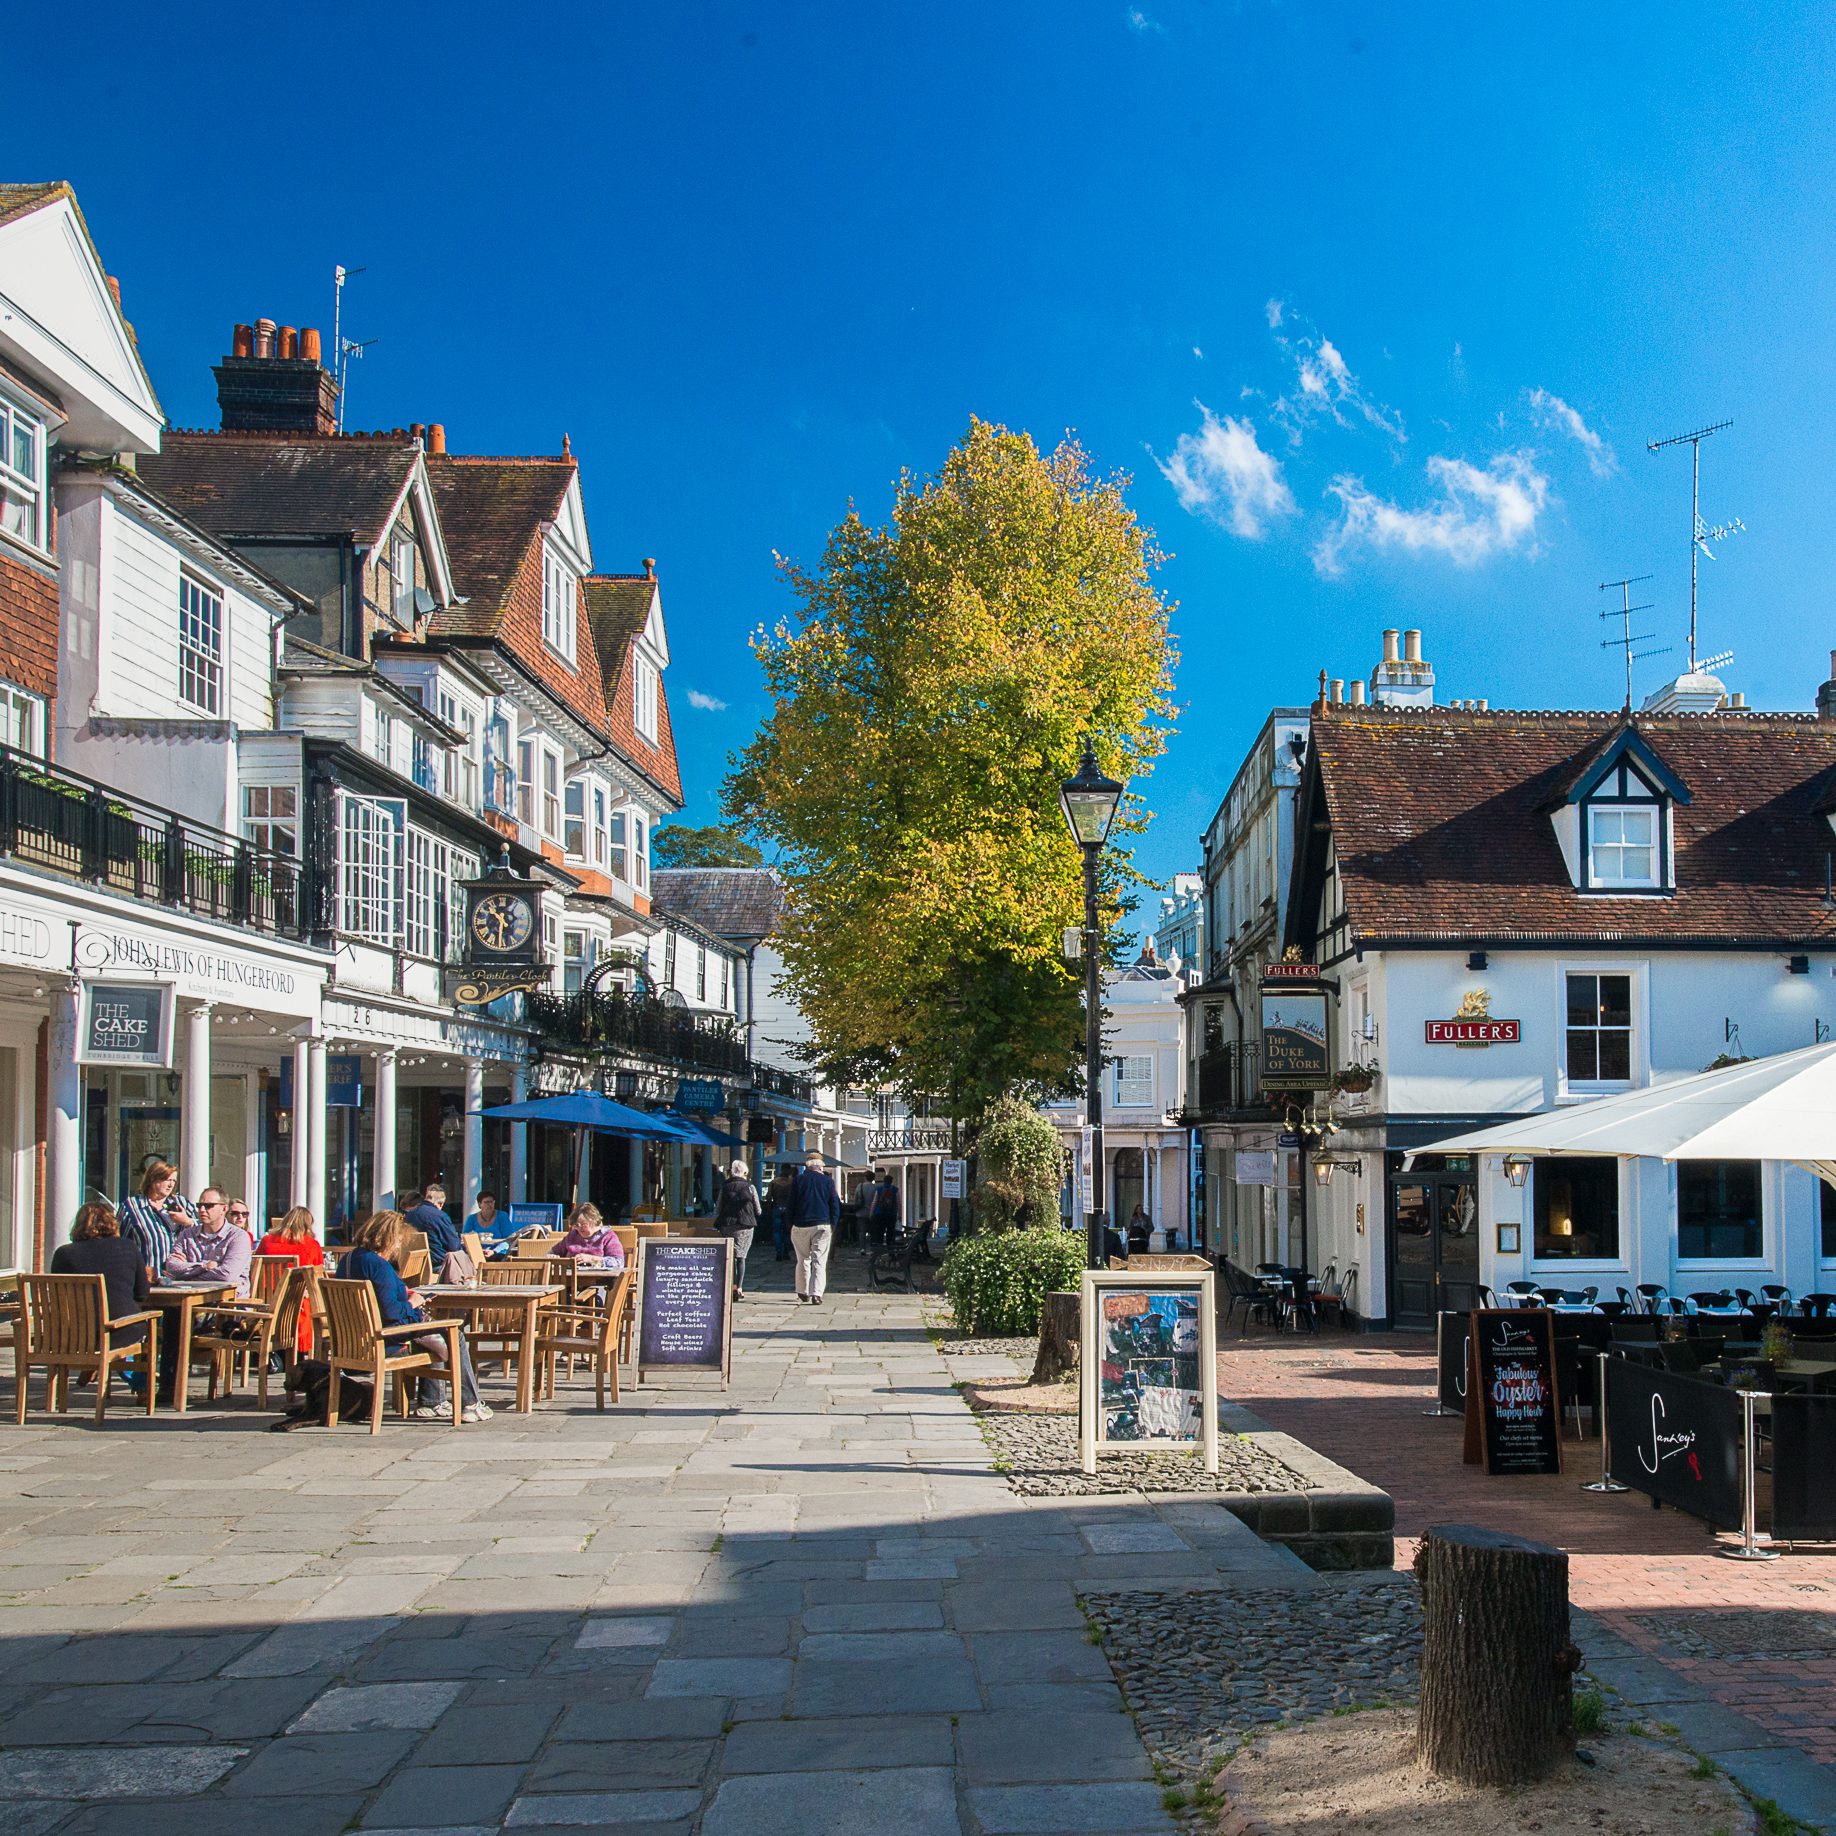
top-left (1463, 1308), bottom-right (1562, 1475)
top-left (1435, 1310), bottom-right (1471, 1414)
top-left (1606, 1356), bottom-right (1744, 1528)
top-left (636, 1237), bottom-right (733, 1387)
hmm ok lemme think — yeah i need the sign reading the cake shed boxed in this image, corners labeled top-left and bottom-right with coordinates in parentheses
top-left (636, 1237), bottom-right (733, 1388)
top-left (78, 981), bottom-right (174, 1068)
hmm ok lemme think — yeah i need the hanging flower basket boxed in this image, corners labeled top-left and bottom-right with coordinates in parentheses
top-left (1333, 1066), bottom-right (1379, 1095)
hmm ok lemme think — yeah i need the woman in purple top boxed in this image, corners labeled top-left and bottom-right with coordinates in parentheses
top-left (554, 1203), bottom-right (625, 1266)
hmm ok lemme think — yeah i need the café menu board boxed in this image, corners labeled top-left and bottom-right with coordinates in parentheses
top-left (1463, 1308), bottom-right (1562, 1475)
top-left (636, 1238), bottom-right (733, 1388)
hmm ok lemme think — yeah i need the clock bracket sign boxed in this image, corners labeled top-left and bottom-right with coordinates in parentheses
top-left (450, 856), bottom-right (552, 1006)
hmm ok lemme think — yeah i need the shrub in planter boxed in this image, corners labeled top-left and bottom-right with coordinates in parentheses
top-left (940, 1225), bottom-right (1086, 1336)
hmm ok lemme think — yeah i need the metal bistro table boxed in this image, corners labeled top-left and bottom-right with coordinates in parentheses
top-left (148, 1281), bottom-right (235, 1414)
top-left (418, 1283), bottom-right (561, 1414)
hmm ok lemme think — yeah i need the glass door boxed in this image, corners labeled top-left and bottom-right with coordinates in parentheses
top-left (1388, 1175), bottom-right (1479, 1327)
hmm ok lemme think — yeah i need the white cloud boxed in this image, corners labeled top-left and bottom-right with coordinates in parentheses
top-left (1268, 315), bottom-right (1405, 447)
top-left (1527, 387), bottom-right (1616, 477)
top-left (1156, 404), bottom-right (1297, 539)
top-left (1312, 450), bottom-right (1550, 576)
top-left (686, 688), bottom-right (728, 712)
top-left (1125, 7), bottom-right (1164, 32)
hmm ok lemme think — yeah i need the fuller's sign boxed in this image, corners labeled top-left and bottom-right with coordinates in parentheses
top-left (1425, 988), bottom-right (1520, 1047)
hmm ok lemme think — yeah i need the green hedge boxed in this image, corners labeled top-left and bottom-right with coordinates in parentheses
top-left (940, 1226), bottom-right (1086, 1336)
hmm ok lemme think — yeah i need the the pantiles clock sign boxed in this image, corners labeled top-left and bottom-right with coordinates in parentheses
top-left (450, 856), bottom-right (552, 1006)
top-left (1425, 987), bottom-right (1522, 1046)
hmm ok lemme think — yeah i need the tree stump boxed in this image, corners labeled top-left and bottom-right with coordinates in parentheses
top-left (1031, 1291), bottom-right (1081, 1384)
top-left (1414, 1523), bottom-right (1581, 1788)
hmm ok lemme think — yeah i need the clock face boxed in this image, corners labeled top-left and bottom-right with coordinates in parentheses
top-left (470, 890), bottom-right (534, 955)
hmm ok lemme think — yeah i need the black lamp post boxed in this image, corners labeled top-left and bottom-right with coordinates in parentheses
top-left (1060, 738), bottom-right (1126, 1271)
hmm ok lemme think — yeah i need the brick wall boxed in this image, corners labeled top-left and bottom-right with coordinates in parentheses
top-left (0, 544), bottom-right (59, 736)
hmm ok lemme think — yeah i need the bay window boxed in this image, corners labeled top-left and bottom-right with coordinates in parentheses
top-left (337, 793), bottom-right (405, 943)
top-left (564, 777), bottom-right (586, 858)
top-left (0, 684), bottom-right (46, 758)
top-left (610, 810), bottom-right (629, 879)
top-left (242, 783), bottom-right (298, 857)
top-left (0, 391), bottom-right (47, 553)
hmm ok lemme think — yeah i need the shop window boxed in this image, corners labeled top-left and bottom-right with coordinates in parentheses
top-left (1565, 972), bottom-right (1632, 1085)
top-left (1678, 1159), bottom-right (1763, 1261)
top-left (1533, 1156), bottom-right (1619, 1260)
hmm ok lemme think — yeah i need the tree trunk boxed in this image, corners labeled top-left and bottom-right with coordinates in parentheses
top-left (1414, 1524), bottom-right (1581, 1788)
top-left (1031, 1290), bottom-right (1081, 1385)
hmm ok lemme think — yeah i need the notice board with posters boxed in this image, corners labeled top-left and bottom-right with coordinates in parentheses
top-left (1605, 1355), bottom-right (1744, 1528)
top-left (636, 1236), bottom-right (734, 1387)
top-left (1462, 1307), bottom-right (1562, 1475)
top-left (1079, 1270), bottom-right (1219, 1475)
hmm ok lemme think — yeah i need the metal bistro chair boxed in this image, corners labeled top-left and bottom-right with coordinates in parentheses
top-left (1800, 1293), bottom-right (1836, 1319)
top-left (1635, 1283), bottom-right (1670, 1316)
top-left (14, 1273), bottom-right (159, 1424)
top-left (319, 1278), bottom-right (463, 1433)
top-left (1505, 1281), bottom-right (1542, 1306)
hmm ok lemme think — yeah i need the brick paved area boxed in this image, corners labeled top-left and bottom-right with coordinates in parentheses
top-left (1220, 1328), bottom-right (1836, 1824)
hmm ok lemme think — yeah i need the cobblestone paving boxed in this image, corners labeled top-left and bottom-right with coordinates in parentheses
top-left (0, 1251), bottom-right (1319, 1836)
top-left (979, 1410), bottom-right (1311, 1498)
top-left (1083, 1578), bottom-right (1422, 1775)
top-left (1223, 1328), bottom-right (1836, 1829)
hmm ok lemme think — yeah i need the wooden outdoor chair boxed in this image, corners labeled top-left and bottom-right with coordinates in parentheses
top-left (462, 1231), bottom-right (489, 1266)
top-left (319, 1277), bottom-right (462, 1433)
top-left (397, 1246), bottom-right (432, 1286)
top-left (465, 1260), bottom-right (558, 1386)
top-left (14, 1273), bottom-right (159, 1424)
top-left (536, 1270), bottom-right (632, 1410)
top-left (510, 1233), bottom-right (561, 1259)
top-left (195, 1263), bottom-right (317, 1402)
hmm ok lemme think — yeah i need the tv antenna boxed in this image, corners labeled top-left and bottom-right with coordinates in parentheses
top-left (331, 265), bottom-right (375, 432)
top-left (1597, 575), bottom-right (1667, 711)
top-left (1647, 419), bottom-right (1743, 672)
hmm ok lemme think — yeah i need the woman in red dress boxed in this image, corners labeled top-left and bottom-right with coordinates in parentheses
top-left (255, 1205), bottom-right (326, 1354)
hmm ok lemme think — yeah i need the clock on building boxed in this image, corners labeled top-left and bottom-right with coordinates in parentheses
top-left (451, 854), bottom-right (550, 1006)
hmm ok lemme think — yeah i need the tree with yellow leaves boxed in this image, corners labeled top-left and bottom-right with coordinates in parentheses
top-left (725, 419), bottom-right (1177, 1120)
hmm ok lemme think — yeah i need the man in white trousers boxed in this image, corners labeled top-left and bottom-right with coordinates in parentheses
top-left (787, 1149), bottom-right (840, 1304)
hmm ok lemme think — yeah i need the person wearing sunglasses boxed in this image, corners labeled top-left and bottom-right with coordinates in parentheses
top-left (165, 1190), bottom-right (253, 1297)
top-left (225, 1200), bottom-right (255, 1234)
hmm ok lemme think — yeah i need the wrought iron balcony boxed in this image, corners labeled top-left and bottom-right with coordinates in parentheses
top-left (753, 1062), bottom-right (816, 1106)
top-left (0, 745), bottom-right (307, 940)
top-left (528, 987), bottom-right (749, 1077)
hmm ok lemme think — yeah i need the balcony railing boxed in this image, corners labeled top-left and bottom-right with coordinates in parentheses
top-left (1196, 1044), bottom-right (1266, 1116)
top-left (753, 1062), bottom-right (816, 1106)
top-left (528, 988), bottom-right (749, 1077)
top-left (0, 745), bottom-right (307, 940)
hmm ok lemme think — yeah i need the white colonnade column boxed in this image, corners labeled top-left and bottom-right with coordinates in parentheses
top-left (47, 984), bottom-right (81, 1238)
top-left (306, 1035), bottom-right (327, 1230)
top-left (182, 1002), bottom-right (212, 1197)
top-left (462, 1058), bottom-right (484, 1224)
top-left (508, 1062), bottom-right (529, 1203)
top-left (290, 1038), bottom-right (310, 1209)
top-left (373, 1047), bottom-right (397, 1214)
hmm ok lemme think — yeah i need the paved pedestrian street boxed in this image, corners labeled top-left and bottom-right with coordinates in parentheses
top-left (0, 1285), bottom-right (1317, 1836)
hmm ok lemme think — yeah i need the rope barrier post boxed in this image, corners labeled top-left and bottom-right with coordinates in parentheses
top-left (1581, 1350), bottom-right (1629, 1494)
top-left (1719, 1388), bottom-right (1780, 1563)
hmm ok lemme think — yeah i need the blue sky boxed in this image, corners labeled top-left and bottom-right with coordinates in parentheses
top-left (19, 2), bottom-right (1836, 898)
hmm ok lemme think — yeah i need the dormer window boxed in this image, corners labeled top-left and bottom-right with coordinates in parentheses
top-left (542, 543), bottom-right (577, 663)
top-left (1551, 726), bottom-right (1690, 896)
top-left (633, 653), bottom-right (660, 743)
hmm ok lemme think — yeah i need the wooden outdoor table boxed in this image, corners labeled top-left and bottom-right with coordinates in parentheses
top-left (148, 1281), bottom-right (235, 1414)
top-left (418, 1284), bottom-right (560, 1414)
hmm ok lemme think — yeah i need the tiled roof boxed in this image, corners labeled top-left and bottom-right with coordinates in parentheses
top-left (1305, 704), bottom-right (1836, 946)
top-left (651, 868), bottom-right (785, 942)
top-left (589, 573), bottom-right (684, 809)
top-left (0, 182), bottom-right (69, 230)
top-left (425, 456), bottom-right (574, 636)
top-left (139, 432), bottom-right (418, 544)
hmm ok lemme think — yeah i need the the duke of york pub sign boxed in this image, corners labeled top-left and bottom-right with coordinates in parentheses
top-left (1424, 988), bottom-right (1521, 1047)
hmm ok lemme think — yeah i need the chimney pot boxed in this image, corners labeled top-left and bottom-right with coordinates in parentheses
top-left (1382, 628), bottom-right (1401, 664)
top-left (1329, 678), bottom-right (1345, 705)
top-left (1403, 628), bottom-right (1423, 665)
top-left (278, 326), bottom-right (298, 359)
top-left (254, 318), bottom-right (276, 358)
top-left (427, 422), bottom-right (446, 454)
top-left (1349, 680), bottom-right (1367, 705)
top-left (1730, 691), bottom-right (1747, 709)
top-left (300, 326), bottom-right (322, 364)
top-left (232, 323), bottom-right (254, 358)
top-left (410, 423), bottom-right (425, 443)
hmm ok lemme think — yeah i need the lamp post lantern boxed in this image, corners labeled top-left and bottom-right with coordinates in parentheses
top-left (1061, 738), bottom-right (1125, 1271)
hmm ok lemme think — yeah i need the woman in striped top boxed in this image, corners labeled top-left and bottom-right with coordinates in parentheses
top-left (118, 1160), bottom-right (189, 1281)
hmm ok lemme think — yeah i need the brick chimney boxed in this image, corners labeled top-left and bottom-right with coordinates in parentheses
top-left (213, 319), bottom-right (340, 435)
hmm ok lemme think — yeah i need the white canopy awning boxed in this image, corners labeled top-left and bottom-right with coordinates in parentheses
top-left (1427, 1041), bottom-right (1836, 1188)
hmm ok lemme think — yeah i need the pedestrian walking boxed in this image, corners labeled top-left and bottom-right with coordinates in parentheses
top-left (787, 1149), bottom-right (839, 1304)
top-left (766, 1167), bottom-right (794, 1261)
top-left (712, 1160), bottom-right (761, 1298)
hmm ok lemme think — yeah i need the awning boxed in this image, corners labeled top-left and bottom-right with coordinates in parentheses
top-left (478, 1093), bottom-right (698, 1140)
top-left (1426, 1041), bottom-right (1836, 1187)
top-left (656, 1110), bottom-right (746, 1149)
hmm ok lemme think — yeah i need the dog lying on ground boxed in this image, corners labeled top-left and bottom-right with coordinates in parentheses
top-left (270, 1357), bottom-right (376, 1430)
